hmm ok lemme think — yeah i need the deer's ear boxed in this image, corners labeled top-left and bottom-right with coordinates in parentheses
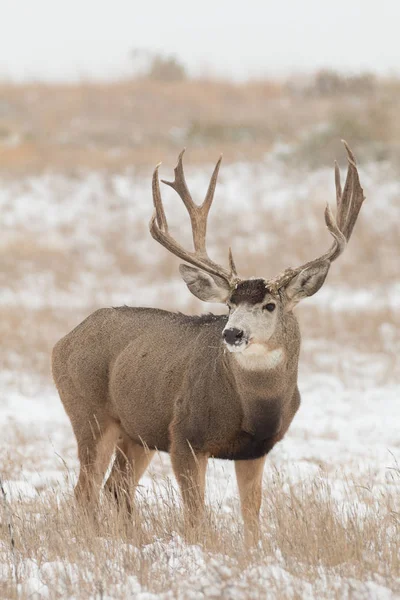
top-left (179, 264), bottom-right (231, 303)
top-left (284, 261), bottom-right (330, 311)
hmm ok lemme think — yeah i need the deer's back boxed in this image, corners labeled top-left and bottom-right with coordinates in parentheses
top-left (52, 306), bottom-right (231, 450)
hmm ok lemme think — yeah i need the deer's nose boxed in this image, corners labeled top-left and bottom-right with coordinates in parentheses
top-left (223, 328), bottom-right (244, 345)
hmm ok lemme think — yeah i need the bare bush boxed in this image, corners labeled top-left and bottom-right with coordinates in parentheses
top-left (131, 49), bottom-right (187, 82)
top-left (310, 69), bottom-right (377, 97)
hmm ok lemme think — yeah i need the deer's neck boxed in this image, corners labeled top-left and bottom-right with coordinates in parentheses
top-left (224, 315), bottom-right (301, 400)
top-left (227, 344), bottom-right (287, 396)
top-left (232, 344), bottom-right (285, 372)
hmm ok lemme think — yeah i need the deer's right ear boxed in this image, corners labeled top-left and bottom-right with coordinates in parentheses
top-left (179, 264), bottom-right (231, 303)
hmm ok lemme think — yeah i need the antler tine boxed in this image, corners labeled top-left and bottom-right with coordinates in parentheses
top-left (337, 140), bottom-right (365, 241)
top-left (334, 161), bottom-right (342, 209)
top-left (152, 163), bottom-right (168, 232)
top-left (267, 141), bottom-right (365, 292)
top-left (228, 247), bottom-right (238, 277)
top-left (202, 155), bottom-right (222, 214)
top-left (150, 152), bottom-right (240, 287)
top-left (161, 148), bottom-right (194, 214)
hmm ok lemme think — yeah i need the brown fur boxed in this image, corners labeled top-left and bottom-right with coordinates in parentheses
top-left (52, 302), bottom-right (301, 541)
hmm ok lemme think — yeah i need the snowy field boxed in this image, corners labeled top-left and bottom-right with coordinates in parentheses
top-left (0, 155), bottom-right (399, 598)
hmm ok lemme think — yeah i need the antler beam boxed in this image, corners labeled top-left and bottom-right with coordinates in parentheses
top-left (150, 151), bottom-right (239, 286)
top-left (267, 140), bottom-right (365, 293)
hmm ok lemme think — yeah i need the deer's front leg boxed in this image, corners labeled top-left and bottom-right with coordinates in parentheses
top-left (235, 455), bottom-right (266, 545)
top-left (170, 437), bottom-right (208, 528)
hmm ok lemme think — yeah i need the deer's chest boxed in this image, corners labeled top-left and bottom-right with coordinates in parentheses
top-left (210, 397), bottom-right (283, 461)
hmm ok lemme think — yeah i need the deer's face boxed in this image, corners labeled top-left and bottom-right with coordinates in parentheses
top-left (179, 264), bottom-right (331, 354)
top-left (223, 279), bottom-right (280, 353)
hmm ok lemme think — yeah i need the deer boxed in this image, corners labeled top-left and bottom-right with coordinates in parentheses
top-left (52, 141), bottom-right (365, 544)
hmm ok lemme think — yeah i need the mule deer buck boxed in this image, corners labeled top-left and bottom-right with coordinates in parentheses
top-left (52, 141), bottom-right (365, 544)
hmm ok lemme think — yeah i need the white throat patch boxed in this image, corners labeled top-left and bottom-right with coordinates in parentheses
top-left (234, 345), bottom-right (285, 371)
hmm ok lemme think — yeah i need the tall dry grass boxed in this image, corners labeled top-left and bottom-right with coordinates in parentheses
top-left (1, 460), bottom-right (399, 599)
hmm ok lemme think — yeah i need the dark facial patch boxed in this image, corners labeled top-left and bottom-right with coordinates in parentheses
top-left (229, 279), bottom-right (267, 306)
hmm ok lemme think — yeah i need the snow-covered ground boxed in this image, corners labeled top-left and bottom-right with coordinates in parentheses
top-left (1, 355), bottom-right (399, 598)
top-left (1, 157), bottom-right (399, 598)
top-left (1, 156), bottom-right (399, 311)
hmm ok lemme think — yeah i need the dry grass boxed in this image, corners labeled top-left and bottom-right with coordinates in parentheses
top-left (1, 75), bottom-right (400, 175)
top-left (1, 461), bottom-right (399, 599)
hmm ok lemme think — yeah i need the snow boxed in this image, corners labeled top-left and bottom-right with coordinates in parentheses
top-left (1, 353), bottom-right (398, 596)
top-left (1, 159), bottom-right (399, 598)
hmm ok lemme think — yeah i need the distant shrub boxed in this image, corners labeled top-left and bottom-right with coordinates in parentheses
top-left (131, 49), bottom-right (187, 82)
top-left (147, 55), bottom-right (187, 82)
top-left (311, 69), bottom-right (376, 97)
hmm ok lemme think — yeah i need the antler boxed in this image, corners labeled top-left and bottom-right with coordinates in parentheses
top-left (267, 140), bottom-right (365, 293)
top-left (150, 149), bottom-right (239, 285)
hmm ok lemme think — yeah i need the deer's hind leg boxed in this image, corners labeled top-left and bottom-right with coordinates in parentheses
top-left (74, 416), bottom-right (121, 507)
top-left (105, 432), bottom-right (155, 511)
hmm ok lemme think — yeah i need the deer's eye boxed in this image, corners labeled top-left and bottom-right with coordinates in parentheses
top-left (263, 303), bottom-right (276, 312)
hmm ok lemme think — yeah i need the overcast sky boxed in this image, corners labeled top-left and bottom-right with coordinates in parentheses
top-left (1, 0), bottom-right (399, 81)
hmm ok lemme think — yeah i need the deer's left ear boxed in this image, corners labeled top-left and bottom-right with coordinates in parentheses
top-left (284, 261), bottom-right (330, 311)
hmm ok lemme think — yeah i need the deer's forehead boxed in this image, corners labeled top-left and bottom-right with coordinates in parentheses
top-left (229, 279), bottom-right (273, 306)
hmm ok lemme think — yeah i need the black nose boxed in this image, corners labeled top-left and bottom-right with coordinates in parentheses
top-left (223, 327), bottom-right (244, 345)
